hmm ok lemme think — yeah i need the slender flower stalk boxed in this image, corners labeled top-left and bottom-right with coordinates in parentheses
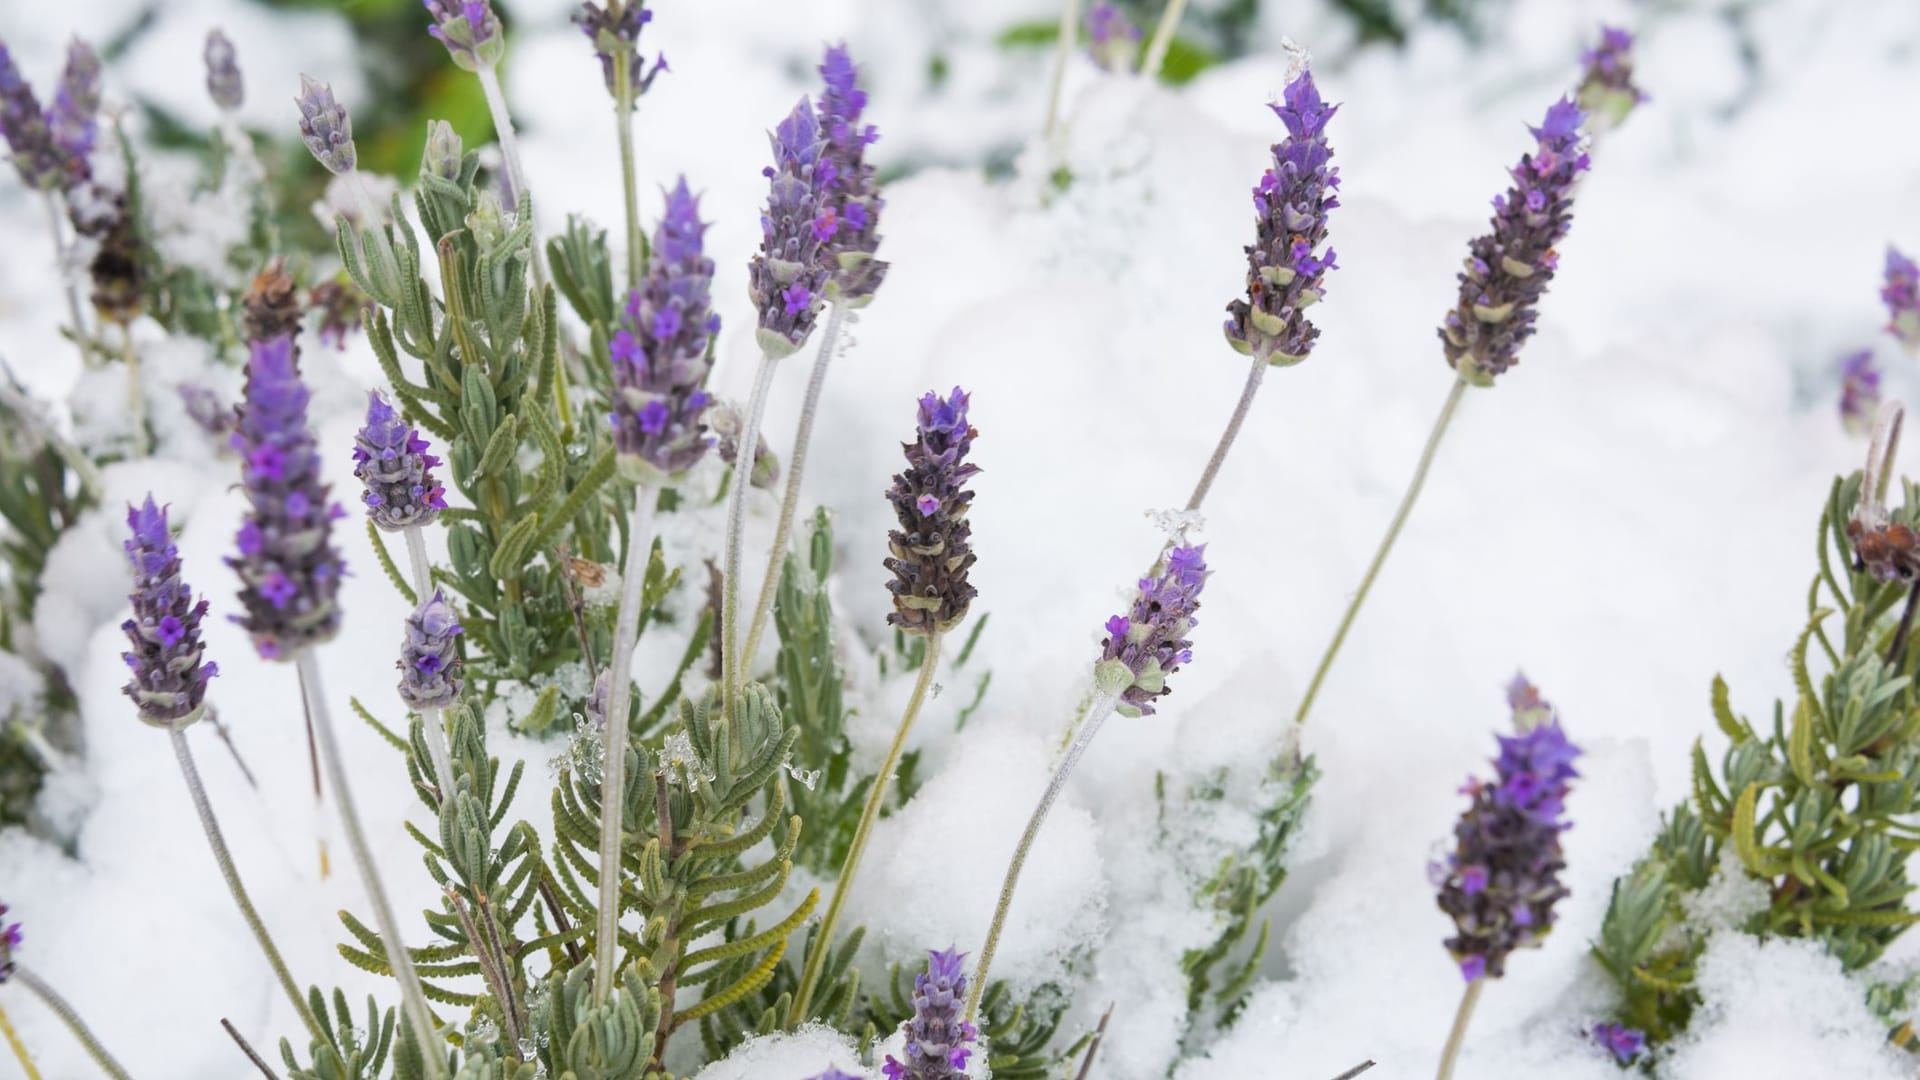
top-left (0, 998), bottom-right (36, 1080)
top-left (791, 388), bottom-right (979, 1025)
top-left (727, 97), bottom-right (832, 711)
top-left (970, 544), bottom-right (1207, 1020)
top-left (8, 968), bottom-right (130, 1080)
top-left (1042, 0), bottom-right (1083, 137)
top-left (1295, 98), bottom-right (1589, 727)
top-left (118, 496), bottom-right (324, 1041)
top-left (1433, 978), bottom-right (1483, 1080)
top-left (742, 43), bottom-right (889, 666)
top-left (576, 0), bottom-right (667, 290)
top-left (1141, 0), bottom-right (1190, 80)
top-left (593, 497), bottom-right (651, 1003)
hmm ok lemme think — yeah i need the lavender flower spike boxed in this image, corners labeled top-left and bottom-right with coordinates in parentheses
top-left (1883, 247), bottom-right (1920, 354)
top-left (47, 39), bottom-right (101, 170)
top-left (884, 388), bottom-right (980, 636)
top-left (425, 0), bottom-right (504, 71)
top-left (1224, 69), bottom-right (1340, 367)
top-left (883, 948), bottom-right (979, 1080)
top-left (205, 30), bottom-right (244, 112)
top-left (398, 589), bottom-right (463, 710)
top-left (1576, 26), bottom-right (1646, 130)
top-left (1840, 350), bottom-right (1882, 437)
top-left (226, 335), bottom-right (347, 659)
top-left (354, 390), bottom-right (447, 530)
top-left (1592, 1022), bottom-right (1646, 1064)
top-left (748, 97), bottom-right (832, 358)
top-left (295, 74), bottom-right (355, 175)
top-left (573, 1), bottom-right (667, 101)
top-left (120, 497), bottom-right (219, 727)
top-left (1095, 544), bottom-right (1208, 716)
top-left (1086, 2), bottom-right (1144, 73)
top-left (610, 177), bottom-right (719, 479)
top-left (0, 44), bottom-right (66, 190)
top-left (815, 44), bottom-right (888, 306)
top-left (1440, 98), bottom-right (1590, 383)
top-left (805, 1072), bottom-right (861, 1080)
top-left (1433, 708), bottom-right (1581, 982)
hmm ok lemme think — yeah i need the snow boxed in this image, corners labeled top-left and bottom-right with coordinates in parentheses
top-left (3, 0), bottom-right (1920, 1077)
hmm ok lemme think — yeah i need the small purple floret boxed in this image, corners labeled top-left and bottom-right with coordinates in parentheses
top-left (1086, 2), bottom-right (1143, 72)
top-left (882, 947), bottom-right (978, 1080)
top-left (1592, 1022), bottom-right (1646, 1064)
top-left (46, 39), bottom-right (101, 171)
top-left (1576, 25), bottom-right (1646, 129)
top-left (121, 497), bottom-right (219, 726)
top-left (1097, 544), bottom-right (1208, 716)
top-left (205, 30), bottom-right (244, 111)
top-left (398, 589), bottom-right (463, 710)
top-left (424, 0), bottom-right (503, 70)
top-left (573, 1), bottom-right (666, 100)
top-left (354, 391), bottom-right (447, 530)
top-left (1224, 69), bottom-right (1339, 366)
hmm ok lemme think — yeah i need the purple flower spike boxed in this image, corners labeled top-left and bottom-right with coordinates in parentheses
top-left (611, 176), bottom-right (719, 478)
top-left (1505, 670), bottom-right (1557, 731)
top-left (806, 1072), bottom-right (861, 1080)
top-left (1883, 247), bottom-right (1920, 354)
top-left (1086, 2), bottom-right (1144, 72)
top-left (0, 44), bottom-right (68, 190)
top-left (1839, 350), bottom-right (1882, 437)
top-left (885, 388), bottom-right (980, 637)
top-left (1592, 1022), bottom-right (1646, 1064)
top-left (1224, 68), bottom-right (1340, 367)
top-left (815, 43), bottom-right (887, 305)
top-left (1434, 690), bottom-right (1581, 982)
top-left (882, 947), bottom-right (979, 1080)
top-left (424, 0), bottom-right (504, 71)
top-left (47, 39), bottom-right (101, 171)
top-left (354, 390), bottom-right (447, 530)
top-left (574, 1), bottom-right (667, 102)
top-left (1095, 544), bottom-right (1209, 716)
top-left (295, 74), bottom-right (355, 175)
top-left (205, 31), bottom-right (244, 112)
top-left (1576, 26), bottom-right (1646, 130)
top-left (398, 589), bottom-right (463, 710)
top-left (0, 903), bottom-right (18, 984)
top-left (1440, 98), bottom-right (1590, 383)
top-left (120, 497), bottom-right (219, 727)
top-left (226, 335), bottom-right (346, 659)
top-left (748, 97), bottom-right (833, 358)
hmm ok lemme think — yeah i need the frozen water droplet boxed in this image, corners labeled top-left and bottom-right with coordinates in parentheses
top-left (782, 761), bottom-right (821, 790)
top-left (1280, 37), bottom-right (1311, 86)
top-left (1145, 507), bottom-right (1205, 543)
top-left (519, 1036), bottom-right (537, 1062)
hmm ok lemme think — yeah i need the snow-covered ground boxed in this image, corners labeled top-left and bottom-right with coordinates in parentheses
top-left (5, 0), bottom-right (1920, 1077)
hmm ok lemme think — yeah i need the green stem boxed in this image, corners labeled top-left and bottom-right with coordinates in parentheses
top-left (594, 493), bottom-right (654, 1004)
top-left (788, 633), bottom-right (944, 1026)
top-left (11, 966), bottom-right (131, 1080)
top-left (1043, 0), bottom-right (1083, 137)
top-left (1187, 355), bottom-right (1266, 511)
top-left (167, 725), bottom-right (325, 1043)
top-left (722, 351), bottom-right (780, 722)
top-left (612, 39), bottom-right (642, 293)
top-left (296, 653), bottom-right (446, 1079)
top-left (741, 303), bottom-right (848, 668)
top-left (1434, 978), bottom-right (1484, 1080)
top-left (475, 64), bottom-right (544, 289)
top-left (1140, 0), bottom-right (1190, 79)
top-left (966, 687), bottom-right (1117, 1022)
top-left (118, 323), bottom-right (148, 457)
top-left (0, 995), bottom-right (44, 1080)
top-left (1294, 372), bottom-right (1470, 727)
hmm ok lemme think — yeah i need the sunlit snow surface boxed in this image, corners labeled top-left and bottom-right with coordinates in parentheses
top-left (4, 0), bottom-right (1920, 1077)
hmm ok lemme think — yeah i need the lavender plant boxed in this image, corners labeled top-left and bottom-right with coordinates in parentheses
top-left (1594, 407), bottom-right (1920, 1052)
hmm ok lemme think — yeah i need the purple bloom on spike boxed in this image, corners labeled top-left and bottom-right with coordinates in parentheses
top-left (882, 947), bottom-right (978, 1080)
top-left (814, 44), bottom-right (887, 305)
top-left (295, 74), bottom-right (355, 175)
top-left (1576, 26), bottom-right (1646, 129)
top-left (424, 0), bottom-right (503, 71)
top-left (574, 1), bottom-right (666, 101)
top-left (1440, 98), bottom-right (1589, 382)
top-left (205, 30), bottom-right (243, 112)
top-left (398, 589), bottom-right (463, 710)
top-left (1224, 69), bottom-right (1340, 367)
top-left (1096, 544), bottom-right (1208, 716)
top-left (0, 903), bottom-right (17, 984)
top-left (226, 335), bottom-right (346, 659)
top-left (1839, 349), bottom-right (1881, 437)
top-left (0, 45), bottom-right (67, 190)
top-left (1434, 688), bottom-right (1580, 982)
top-left (748, 97), bottom-right (833, 357)
top-left (1883, 248), bottom-right (1920, 354)
top-left (354, 390), bottom-right (447, 530)
top-left (120, 497), bottom-right (219, 727)
top-left (611, 176), bottom-right (718, 476)
top-left (885, 388), bottom-right (979, 636)
top-left (311, 279), bottom-right (369, 350)
top-left (46, 39), bottom-right (100, 172)
top-left (1592, 1022), bottom-right (1646, 1064)
top-left (1086, 2), bottom-right (1143, 72)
